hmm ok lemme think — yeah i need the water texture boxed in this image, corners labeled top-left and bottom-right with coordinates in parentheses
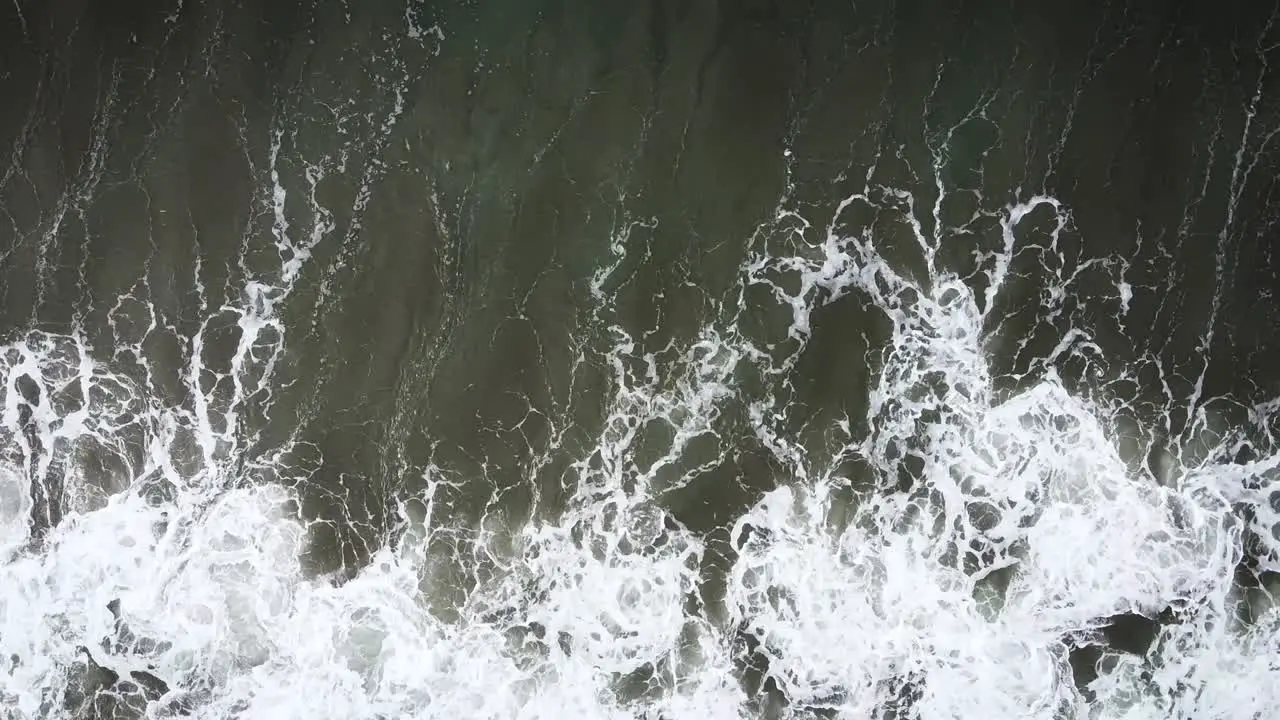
top-left (1, 1), bottom-right (1279, 718)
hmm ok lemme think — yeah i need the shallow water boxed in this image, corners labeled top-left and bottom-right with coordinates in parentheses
top-left (1, 1), bottom-right (1279, 718)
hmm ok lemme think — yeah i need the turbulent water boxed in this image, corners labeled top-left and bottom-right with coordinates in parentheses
top-left (2, 1), bottom-right (1280, 718)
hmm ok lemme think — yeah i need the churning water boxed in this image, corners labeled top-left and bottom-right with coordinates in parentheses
top-left (2, 1), bottom-right (1279, 718)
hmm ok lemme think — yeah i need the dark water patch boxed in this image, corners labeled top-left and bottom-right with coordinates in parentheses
top-left (296, 463), bottom-right (392, 582)
top-left (1066, 606), bottom-right (1184, 702)
top-left (788, 286), bottom-right (891, 456)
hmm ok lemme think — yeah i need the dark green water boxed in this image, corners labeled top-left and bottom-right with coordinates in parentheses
top-left (3, 1), bottom-right (1280, 718)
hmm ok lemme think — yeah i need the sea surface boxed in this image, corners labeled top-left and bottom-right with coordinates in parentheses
top-left (1, 1), bottom-right (1279, 718)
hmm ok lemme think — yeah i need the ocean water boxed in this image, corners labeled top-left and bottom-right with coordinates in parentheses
top-left (2, 1), bottom-right (1279, 718)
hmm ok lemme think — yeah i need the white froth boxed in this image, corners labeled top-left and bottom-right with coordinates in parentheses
top-left (0, 465), bottom-right (31, 554)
